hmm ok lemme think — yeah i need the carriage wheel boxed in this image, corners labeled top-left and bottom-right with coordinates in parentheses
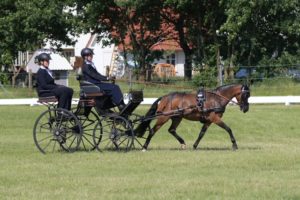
top-left (127, 113), bottom-right (150, 150)
top-left (93, 114), bottom-right (134, 152)
top-left (72, 109), bottom-right (100, 151)
top-left (33, 108), bottom-right (82, 154)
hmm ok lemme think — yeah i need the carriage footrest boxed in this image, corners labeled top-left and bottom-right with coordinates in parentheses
top-left (38, 96), bottom-right (57, 103)
top-left (120, 101), bottom-right (141, 116)
top-left (84, 92), bottom-right (105, 98)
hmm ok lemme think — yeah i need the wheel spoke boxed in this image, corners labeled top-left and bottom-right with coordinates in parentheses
top-left (34, 108), bottom-right (82, 154)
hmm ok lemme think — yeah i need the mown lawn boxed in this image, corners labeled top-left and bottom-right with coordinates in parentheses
top-left (0, 105), bottom-right (300, 199)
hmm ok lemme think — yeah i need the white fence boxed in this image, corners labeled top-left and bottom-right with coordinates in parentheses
top-left (0, 96), bottom-right (300, 106)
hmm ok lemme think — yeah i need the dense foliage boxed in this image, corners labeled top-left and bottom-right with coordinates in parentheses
top-left (1, 0), bottom-right (300, 83)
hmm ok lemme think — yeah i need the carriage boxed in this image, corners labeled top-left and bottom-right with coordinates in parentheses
top-left (33, 78), bottom-right (149, 154)
top-left (33, 79), bottom-right (250, 154)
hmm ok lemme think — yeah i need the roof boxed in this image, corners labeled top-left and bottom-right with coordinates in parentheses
top-left (117, 38), bottom-right (182, 51)
top-left (151, 40), bottom-right (181, 51)
top-left (26, 49), bottom-right (73, 73)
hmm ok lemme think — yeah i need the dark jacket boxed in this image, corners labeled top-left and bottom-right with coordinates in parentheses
top-left (82, 62), bottom-right (107, 84)
top-left (36, 68), bottom-right (57, 96)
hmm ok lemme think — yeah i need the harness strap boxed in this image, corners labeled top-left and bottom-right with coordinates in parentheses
top-left (206, 91), bottom-right (242, 106)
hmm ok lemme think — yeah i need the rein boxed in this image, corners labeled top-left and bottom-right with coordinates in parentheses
top-left (206, 91), bottom-right (242, 106)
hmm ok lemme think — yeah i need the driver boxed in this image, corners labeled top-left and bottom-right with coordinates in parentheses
top-left (80, 48), bottom-right (126, 112)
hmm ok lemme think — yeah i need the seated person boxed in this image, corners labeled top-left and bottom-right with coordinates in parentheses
top-left (80, 48), bottom-right (126, 112)
top-left (36, 53), bottom-right (73, 110)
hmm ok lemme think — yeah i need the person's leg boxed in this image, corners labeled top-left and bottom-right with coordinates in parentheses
top-left (52, 86), bottom-right (73, 110)
top-left (98, 83), bottom-right (124, 106)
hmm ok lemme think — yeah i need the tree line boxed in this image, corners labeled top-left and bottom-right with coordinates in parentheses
top-left (1, 0), bottom-right (300, 82)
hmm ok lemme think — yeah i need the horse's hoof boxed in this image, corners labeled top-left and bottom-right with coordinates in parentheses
top-left (142, 148), bottom-right (147, 152)
top-left (193, 145), bottom-right (197, 150)
top-left (181, 144), bottom-right (186, 149)
top-left (232, 144), bottom-right (238, 151)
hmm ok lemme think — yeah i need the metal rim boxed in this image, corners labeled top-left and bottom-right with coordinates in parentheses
top-left (33, 108), bottom-right (82, 154)
top-left (93, 114), bottom-right (134, 152)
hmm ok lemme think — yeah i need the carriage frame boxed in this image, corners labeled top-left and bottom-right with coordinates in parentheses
top-left (33, 80), bottom-right (150, 154)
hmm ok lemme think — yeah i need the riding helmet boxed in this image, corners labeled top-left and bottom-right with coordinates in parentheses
top-left (81, 48), bottom-right (94, 58)
top-left (37, 53), bottom-right (51, 62)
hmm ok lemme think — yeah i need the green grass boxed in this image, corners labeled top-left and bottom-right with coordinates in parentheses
top-left (0, 105), bottom-right (300, 199)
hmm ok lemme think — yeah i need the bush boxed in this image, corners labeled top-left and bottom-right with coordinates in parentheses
top-left (192, 67), bottom-right (218, 88)
top-left (0, 73), bottom-right (9, 85)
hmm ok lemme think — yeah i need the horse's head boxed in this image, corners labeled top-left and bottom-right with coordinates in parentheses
top-left (235, 84), bottom-right (250, 113)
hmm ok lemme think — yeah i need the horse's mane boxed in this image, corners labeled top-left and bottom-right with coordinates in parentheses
top-left (212, 83), bottom-right (240, 92)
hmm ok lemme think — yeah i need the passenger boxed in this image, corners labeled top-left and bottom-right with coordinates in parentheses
top-left (80, 48), bottom-right (126, 112)
top-left (36, 53), bottom-right (73, 110)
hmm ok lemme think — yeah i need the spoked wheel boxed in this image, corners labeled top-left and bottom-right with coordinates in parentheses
top-left (93, 114), bottom-right (134, 152)
top-left (33, 108), bottom-right (82, 154)
top-left (72, 108), bottom-right (100, 151)
top-left (128, 114), bottom-right (150, 150)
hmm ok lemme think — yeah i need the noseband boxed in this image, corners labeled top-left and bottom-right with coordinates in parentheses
top-left (240, 85), bottom-right (250, 105)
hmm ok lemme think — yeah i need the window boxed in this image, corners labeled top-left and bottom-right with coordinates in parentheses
top-left (166, 53), bottom-right (176, 65)
top-left (62, 49), bottom-right (74, 62)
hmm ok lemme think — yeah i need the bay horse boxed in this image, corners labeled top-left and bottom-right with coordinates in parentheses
top-left (136, 83), bottom-right (250, 151)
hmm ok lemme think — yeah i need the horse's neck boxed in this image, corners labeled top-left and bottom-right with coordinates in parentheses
top-left (218, 85), bottom-right (241, 100)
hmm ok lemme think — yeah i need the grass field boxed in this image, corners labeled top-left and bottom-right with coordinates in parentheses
top-left (0, 105), bottom-right (300, 199)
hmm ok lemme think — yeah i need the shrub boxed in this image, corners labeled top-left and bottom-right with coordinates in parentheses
top-left (192, 67), bottom-right (218, 88)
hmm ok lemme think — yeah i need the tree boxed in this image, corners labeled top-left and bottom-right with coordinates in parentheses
top-left (220, 0), bottom-right (300, 79)
top-left (160, 0), bottom-right (228, 81)
top-left (76, 0), bottom-right (171, 80)
top-left (0, 0), bottom-right (76, 70)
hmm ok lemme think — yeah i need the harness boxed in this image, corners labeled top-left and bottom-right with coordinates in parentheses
top-left (196, 87), bottom-right (206, 109)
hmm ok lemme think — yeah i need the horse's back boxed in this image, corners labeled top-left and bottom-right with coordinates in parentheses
top-left (157, 92), bottom-right (197, 112)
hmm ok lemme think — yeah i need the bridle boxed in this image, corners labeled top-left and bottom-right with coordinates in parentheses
top-left (206, 85), bottom-right (250, 107)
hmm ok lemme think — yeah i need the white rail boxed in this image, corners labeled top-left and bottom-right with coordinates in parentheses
top-left (0, 96), bottom-right (300, 106)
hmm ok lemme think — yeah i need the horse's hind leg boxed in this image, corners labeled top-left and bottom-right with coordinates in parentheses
top-left (168, 117), bottom-right (186, 149)
top-left (142, 116), bottom-right (169, 151)
top-left (216, 121), bottom-right (238, 150)
top-left (193, 122), bottom-right (211, 149)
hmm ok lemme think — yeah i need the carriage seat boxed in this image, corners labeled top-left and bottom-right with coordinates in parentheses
top-left (34, 83), bottom-right (58, 103)
top-left (37, 90), bottom-right (58, 103)
top-left (79, 81), bottom-right (105, 98)
top-left (38, 96), bottom-right (58, 103)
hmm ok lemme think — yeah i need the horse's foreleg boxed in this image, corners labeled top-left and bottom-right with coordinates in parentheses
top-left (168, 117), bottom-right (186, 149)
top-left (193, 122), bottom-right (211, 149)
top-left (216, 121), bottom-right (238, 150)
top-left (142, 116), bottom-right (169, 151)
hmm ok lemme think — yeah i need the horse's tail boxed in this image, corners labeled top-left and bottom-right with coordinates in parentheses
top-left (134, 96), bottom-right (163, 137)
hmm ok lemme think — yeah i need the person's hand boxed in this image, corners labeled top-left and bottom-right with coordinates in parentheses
top-left (107, 76), bottom-right (116, 83)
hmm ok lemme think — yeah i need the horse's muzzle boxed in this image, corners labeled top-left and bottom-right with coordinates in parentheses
top-left (240, 103), bottom-right (249, 113)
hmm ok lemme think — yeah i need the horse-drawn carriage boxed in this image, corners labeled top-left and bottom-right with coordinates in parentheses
top-left (33, 78), bottom-right (147, 154)
top-left (33, 80), bottom-right (250, 154)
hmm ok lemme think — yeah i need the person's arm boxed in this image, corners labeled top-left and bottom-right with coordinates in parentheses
top-left (37, 70), bottom-right (57, 90)
top-left (83, 64), bottom-right (108, 82)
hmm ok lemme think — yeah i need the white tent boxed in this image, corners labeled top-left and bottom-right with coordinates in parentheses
top-left (26, 49), bottom-right (73, 73)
